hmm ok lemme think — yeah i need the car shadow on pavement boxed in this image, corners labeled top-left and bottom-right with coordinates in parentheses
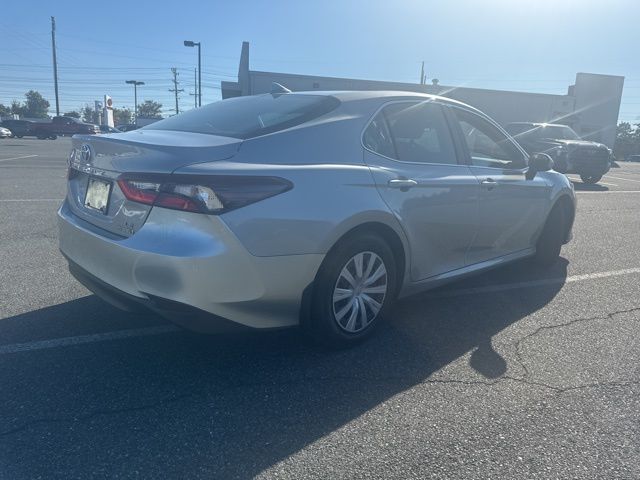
top-left (0, 259), bottom-right (568, 479)
top-left (570, 181), bottom-right (609, 192)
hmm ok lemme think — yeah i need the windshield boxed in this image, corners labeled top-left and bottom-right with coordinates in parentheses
top-left (508, 124), bottom-right (581, 141)
top-left (145, 94), bottom-right (340, 139)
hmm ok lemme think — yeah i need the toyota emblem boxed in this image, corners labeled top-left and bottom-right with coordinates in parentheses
top-left (80, 144), bottom-right (92, 163)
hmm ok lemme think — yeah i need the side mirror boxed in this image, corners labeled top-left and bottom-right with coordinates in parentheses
top-left (526, 153), bottom-right (554, 179)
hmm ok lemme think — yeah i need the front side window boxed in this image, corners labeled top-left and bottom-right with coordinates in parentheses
top-left (453, 108), bottom-right (526, 169)
top-left (364, 101), bottom-right (457, 165)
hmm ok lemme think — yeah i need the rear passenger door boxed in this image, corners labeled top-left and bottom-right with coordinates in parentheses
top-left (363, 100), bottom-right (481, 281)
top-left (448, 106), bottom-right (551, 265)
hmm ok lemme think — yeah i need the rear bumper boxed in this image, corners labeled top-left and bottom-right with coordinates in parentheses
top-left (65, 257), bottom-right (251, 333)
top-left (58, 200), bottom-right (324, 330)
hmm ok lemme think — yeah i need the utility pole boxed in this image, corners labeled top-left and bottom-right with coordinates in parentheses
top-left (169, 68), bottom-right (184, 115)
top-left (51, 16), bottom-right (60, 116)
top-left (420, 61), bottom-right (425, 85)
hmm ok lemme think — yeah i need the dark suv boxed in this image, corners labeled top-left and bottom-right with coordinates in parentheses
top-left (505, 122), bottom-right (611, 184)
top-left (33, 116), bottom-right (100, 139)
top-left (0, 119), bottom-right (36, 138)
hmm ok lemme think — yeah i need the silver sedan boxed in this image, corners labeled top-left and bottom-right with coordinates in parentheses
top-left (58, 91), bottom-right (576, 347)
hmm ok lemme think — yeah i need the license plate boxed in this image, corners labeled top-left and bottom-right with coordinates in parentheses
top-left (84, 178), bottom-right (111, 214)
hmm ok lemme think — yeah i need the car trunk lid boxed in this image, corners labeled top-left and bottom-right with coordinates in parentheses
top-left (66, 130), bottom-right (242, 237)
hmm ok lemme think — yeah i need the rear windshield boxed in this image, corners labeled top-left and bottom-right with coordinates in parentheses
top-left (145, 94), bottom-right (340, 139)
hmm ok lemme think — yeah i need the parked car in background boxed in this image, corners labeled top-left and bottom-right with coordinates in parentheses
top-left (33, 116), bottom-right (100, 139)
top-left (59, 91), bottom-right (576, 347)
top-left (626, 154), bottom-right (640, 162)
top-left (0, 119), bottom-right (37, 138)
top-left (115, 124), bottom-right (140, 132)
top-left (505, 122), bottom-right (611, 184)
top-left (99, 125), bottom-right (122, 134)
top-left (0, 126), bottom-right (12, 138)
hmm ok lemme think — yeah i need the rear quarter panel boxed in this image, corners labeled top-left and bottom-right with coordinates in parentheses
top-left (173, 107), bottom-right (411, 261)
top-left (176, 160), bottom-right (410, 259)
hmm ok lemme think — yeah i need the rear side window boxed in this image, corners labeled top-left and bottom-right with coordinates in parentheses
top-left (363, 113), bottom-right (395, 158)
top-left (145, 94), bottom-right (340, 139)
top-left (364, 101), bottom-right (458, 165)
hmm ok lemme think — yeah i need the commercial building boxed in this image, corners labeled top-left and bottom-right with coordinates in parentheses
top-left (222, 42), bottom-right (624, 147)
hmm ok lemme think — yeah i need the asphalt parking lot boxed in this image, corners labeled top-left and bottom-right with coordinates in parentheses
top-left (1, 137), bottom-right (640, 479)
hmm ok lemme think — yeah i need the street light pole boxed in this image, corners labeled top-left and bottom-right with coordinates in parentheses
top-left (184, 40), bottom-right (202, 107)
top-left (125, 80), bottom-right (144, 123)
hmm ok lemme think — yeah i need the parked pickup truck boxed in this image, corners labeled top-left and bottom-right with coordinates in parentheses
top-left (505, 122), bottom-right (611, 184)
top-left (33, 116), bottom-right (100, 139)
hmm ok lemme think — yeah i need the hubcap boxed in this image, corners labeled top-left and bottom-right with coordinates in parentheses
top-left (332, 251), bottom-right (388, 333)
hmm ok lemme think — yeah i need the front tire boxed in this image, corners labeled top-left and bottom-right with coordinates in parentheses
top-left (308, 234), bottom-right (397, 348)
top-left (533, 204), bottom-right (566, 266)
top-left (580, 174), bottom-right (602, 184)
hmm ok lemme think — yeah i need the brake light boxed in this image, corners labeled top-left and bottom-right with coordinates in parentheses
top-left (117, 174), bottom-right (292, 214)
top-left (118, 180), bottom-right (161, 205)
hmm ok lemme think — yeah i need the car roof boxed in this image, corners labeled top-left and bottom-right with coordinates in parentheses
top-left (506, 122), bottom-right (570, 127)
top-left (285, 90), bottom-right (480, 111)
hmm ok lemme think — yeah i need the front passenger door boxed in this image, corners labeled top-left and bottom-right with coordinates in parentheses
top-left (449, 107), bottom-right (551, 265)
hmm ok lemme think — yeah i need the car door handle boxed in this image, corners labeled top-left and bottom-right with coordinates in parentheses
top-left (388, 179), bottom-right (418, 190)
top-left (480, 178), bottom-right (497, 190)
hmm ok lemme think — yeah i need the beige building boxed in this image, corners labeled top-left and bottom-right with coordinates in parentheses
top-left (222, 42), bottom-right (624, 147)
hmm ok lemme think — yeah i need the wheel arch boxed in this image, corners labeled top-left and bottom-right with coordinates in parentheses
top-left (554, 194), bottom-right (575, 243)
top-left (548, 193), bottom-right (575, 244)
top-left (324, 222), bottom-right (407, 295)
top-left (299, 220), bottom-right (409, 328)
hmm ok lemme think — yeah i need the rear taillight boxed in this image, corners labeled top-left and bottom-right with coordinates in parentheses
top-left (117, 174), bottom-right (292, 214)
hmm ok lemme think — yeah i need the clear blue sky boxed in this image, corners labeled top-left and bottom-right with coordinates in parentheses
top-left (1, 0), bottom-right (639, 122)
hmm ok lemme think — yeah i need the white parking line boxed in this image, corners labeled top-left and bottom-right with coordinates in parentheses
top-left (605, 175), bottom-right (640, 184)
top-left (576, 190), bottom-right (640, 194)
top-left (1, 267), bottom-right (640, 356)
top-left (0, 154), bottom-right (38, 162)
top-left (0, 325), bottom-right (180, 355)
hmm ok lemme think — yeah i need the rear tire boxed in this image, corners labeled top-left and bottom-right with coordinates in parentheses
top-left (308, 234), bottom-right (397, 348)
top-left (533, 204), bottom-right (566, 266)
top-left (580, 174), bottom-right (602, 184)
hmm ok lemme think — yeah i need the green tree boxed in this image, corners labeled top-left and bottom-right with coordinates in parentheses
top-left (81, 104), bottom-right (100, 124)
top-left (22, 90), bottom-right (50, 118)
top-left (0, 104), bottom-right (11, 117)
top-left (63, 110), bottom-right (81, 119)
top-left (614, 122), bottom-right (640, 160)
top-left (113, 107), bottom-right (132, 125)
top-left (136, 100), bottom-right (163, 119)
top-left (10, 100), bottom-right (25, 117)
